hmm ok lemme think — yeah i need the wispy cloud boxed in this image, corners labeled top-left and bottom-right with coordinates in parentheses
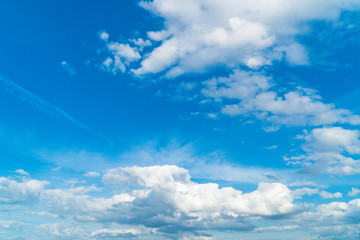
top-left (0, 75), bottom-right (112, 144)
top-left (0, 75), bottom-right (90, 130)
top-left (60, 61), bottom-right (76, 75)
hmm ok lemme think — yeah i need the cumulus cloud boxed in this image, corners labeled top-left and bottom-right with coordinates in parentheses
top-left (99, 31), bottom-right (109, 41)
top-left (0, 177), bottom-right (47, 204)
top-left (348, 188), bottom-right (360, 197)
top-left (97, 1), bottom-right (360, 130)
top-left (14, 169), bottom-right (29, 176)
top-left (100, 0), bottom-right (360, 77)
top-left (285, 127), bottom-right (360, 175)
top-left (100, 36), bottom-right (141, 74)
top-left (319, 191), bottom-right (343, 199)
top-left (292, 187), bottom-right (319, 198)
top-left (292, 188), bottom-right (342, 199)
top-left (202, 71), bottom-right (360, 127)
top-left (102, 165), bottom-right (295, 219)
top-left (2, 167), bottom-right (360, 239)
top-left (0, 166), bottom-right (298, 239)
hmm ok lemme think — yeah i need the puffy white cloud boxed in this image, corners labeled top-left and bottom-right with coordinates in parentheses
top-left (303, 127), bottom-right (360, 153)
top-left (292, 188), bottom-right (342, 199)
top-left (348, 188), bottom-right (360, 197)
top-left (286, 127), bottom-right (360, 175)
top-left (103, 165), bottom-right (295, 217)
top-left (0, 177), bottom-right (47, 204)
top-left (292, 187), bottom-right (319, 198)
top-left (100, 40), bottom-right (141, 74)
top-left (3, 167), bottom-right (360, 239)
top-left (97, 2), bottom-right (360, 130)
top-left (202, 71), bottom-right (360, 127)
top-left (24, 165), bottom-right (295, 238)
top-left (100, 0), bottom-right (360, 77)
top-left (99, 31), bottom-right (109, 41)
top-left (319, 191), bottom-right (343, 199)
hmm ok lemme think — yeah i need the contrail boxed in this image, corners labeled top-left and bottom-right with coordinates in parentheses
top-left (0, 75), bottom-right (113, 145)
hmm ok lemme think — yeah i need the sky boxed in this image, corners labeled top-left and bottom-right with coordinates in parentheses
top-left (1, 0), bottom-right (360, 239)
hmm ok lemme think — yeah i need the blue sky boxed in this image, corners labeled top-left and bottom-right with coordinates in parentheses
top-left (1, 1), bottom-right (360, 239)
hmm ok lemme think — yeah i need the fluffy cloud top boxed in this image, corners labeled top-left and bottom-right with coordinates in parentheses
top-left (202, 71), bottom-right (360, 127)
top-left (101, 0), bottom-right (360, 77)
top-left (0, 177), bottom-right (47, 204)
top-left (286, 127), bottom-right (360, 175)
top-left (0, 166), bottom-right (296, 239)
top-left (3, 165), bottom-right (360, 239)
top-left (98, 1), bottom-right (360, 130)
top-left (103, 165), bottom-right (295, 217)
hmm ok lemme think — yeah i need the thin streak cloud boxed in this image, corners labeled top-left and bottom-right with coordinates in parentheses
top-left (0, 75), bottom-right (112, 144)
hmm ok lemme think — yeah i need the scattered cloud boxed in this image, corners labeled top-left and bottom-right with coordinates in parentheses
top-left (100, 36), bottom-right (141, 74)
top-left (14, 169), bottom-right (29, 176)
top-left (99, 0), bottom-right (360, 77)
top-left (99, 31), bottom-right (109, 41)
top-left (201, 70), bottom-right (360, 128)
top-left (60, 61), bottom-right (76, 75)
top-left (1, 165), bottom-right (360, 239)
top-left (0, 177), bottom-right (47, 204)
top-left (286, 127), bottom-right (360, 175)
top-left (319, 191), bottom-right (343, 199)
top-left (348, 188), bottom-right (360, 197)
top-left (96, 1), bottom-right (360, 131)
top-left (0, 220), bottom-right (28, 231)
top-left (83, 172), bottom-right (100, 178)
top-left (0, 165), bottom-right (297, 239)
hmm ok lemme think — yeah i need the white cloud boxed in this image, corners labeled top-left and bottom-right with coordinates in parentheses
top-left (319, 191), bottom-right (343, 199)
top-left (254, 225), bottom-right (299, 232)
top-left (100, 35), bottom-right (141, 74)
top-left (37, 222), bottom-right (89, 240)
top-left (3, 167), bottom-right (360, 239)
top-left (37, 165), bottom-right (296, 238)
top-left (97, 2), bottom-right (360, 130)
top-left (91, 228), bottom-right (141, 239)
top-left (302, 127), bottom-right (360, 154)
top-left (99, 31), bottom-right (109, 41)
top-left (292, 188), bottom-right (343, 199)
top-left (201, 71), bottom-right (360, 127)
top-left (14, 169), bottom-right (29, 176)
top-left (83, 172), bottom-right (100, 178)
top-left (286, 127), bottom-right (360, 175)
top-left (102, 165), bottom-right (295, 217)
top-left (0, 177), bottom-right (47, 204)
top-left (130, 38), bottom-right (152, 50)
top-left (292, 187), bottom-right (319, 198)
top-left (100, 0), bottom-right (360, 77)
top-left (116, 142), bottom-right (288, 183)
top-left (0, 220), bottom-right (28, 231)
top-left (348, 188), bottom-right (360, 197)
top-left (60, 61), bottom-right (76, 75)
